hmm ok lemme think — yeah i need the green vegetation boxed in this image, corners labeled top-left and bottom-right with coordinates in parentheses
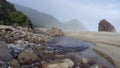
top-left (0, 0), bottom-right (32, 27)
top-left (9, 11), bottom-right (31, 26)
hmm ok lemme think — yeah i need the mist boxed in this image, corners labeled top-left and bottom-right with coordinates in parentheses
top-left (13, 4), bottom-right (87, 32)
top-left (7, 0), bottom-right (120, 31)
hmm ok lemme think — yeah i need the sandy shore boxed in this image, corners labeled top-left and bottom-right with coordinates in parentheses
top-left (65, 32), bottom-right (120, 68)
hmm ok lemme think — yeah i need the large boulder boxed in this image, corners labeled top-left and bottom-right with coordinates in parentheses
top-left (98, 19), bottom-right (116, 32)
top-left (0, 41), bottom-right (13, 61)
top-left (18, 51), bottom-right (38, 64)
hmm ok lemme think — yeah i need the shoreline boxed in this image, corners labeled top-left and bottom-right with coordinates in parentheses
top-left (66, 31), bottom-right (120, 68)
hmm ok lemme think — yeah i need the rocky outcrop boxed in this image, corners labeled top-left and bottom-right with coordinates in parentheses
top-left (98, 19), bottom-right (116, 32)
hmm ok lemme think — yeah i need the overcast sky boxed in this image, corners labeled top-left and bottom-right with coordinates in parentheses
top-left (7, 0), bottom-right (120, 31)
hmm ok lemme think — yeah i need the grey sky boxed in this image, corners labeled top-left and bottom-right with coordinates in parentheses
top-left (7, 0), bottom-right (120, 31)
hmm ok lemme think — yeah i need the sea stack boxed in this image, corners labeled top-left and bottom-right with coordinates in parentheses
top-left (98, 19), bottom-right (116, 32)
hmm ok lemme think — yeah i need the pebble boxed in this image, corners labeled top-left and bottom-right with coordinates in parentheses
top-left (81, 57), bottom-right (88, 64)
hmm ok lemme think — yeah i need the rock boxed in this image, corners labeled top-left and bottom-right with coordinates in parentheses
top-left (34, 67), bottom-right (39, 68)
top-left (7, 40), bottom-right (29, 51)
top-left (90, 65), bottom-right (99, 68)
top-left (16, 27), bottom-right (33, 32)
top-left (0, 25), bottom-right (52, 43)
top-left (42, 63), bottom-right (68, 68)
top-left (10, 59), bottom-right (20, 67)
top-left (18, 51), bottom-right (38, 64)
top-left (15, 40), bottom-right (28, 44)
top-left (34, 45), bottom-right (46, 56)
top-left (0, 41), bottom-right (13, 61)
top-left (33, 28), bottom-right (47, 34)
top-left (98, 19), bottom-right (116, 32)
top-left (62, 59), bottom-right (74, 68)
top-left (0, 25), bottom-right (14, 32)
top-left (42, 59), bottom-right (74, 68)
top-left (13, 33), bottom-right (20, 40)
top-left (25, 33), bottom-right (52, 43)
top-left (81, 57), bottom-right (88, 64)
top-left (47, 27), bottom-right (65, 36)
top-left (7, 40), bottom-right (32, 58)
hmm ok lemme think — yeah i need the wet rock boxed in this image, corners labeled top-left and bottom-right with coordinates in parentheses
top-left (7, 40), bottom-right (31, 58)
top-left (0, 41), bottom-right (13, 61)
top-left (47, 27), bottom-right (65, 36)
top-left (81, 57), bottom-right (88, 64)
top-left (62, 59), bottom-right (74, 68)
top-left (18, 51), bottom-right (38, 64)
top-left (42, 59), bottom-right (74, 68)
top-left (14, 40), bottom-right (29, 50)
top-left (98, 19), bottom-right (116, 32)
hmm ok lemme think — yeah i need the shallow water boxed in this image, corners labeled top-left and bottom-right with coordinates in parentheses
top-left (46, 36), bottom-right (116, 68)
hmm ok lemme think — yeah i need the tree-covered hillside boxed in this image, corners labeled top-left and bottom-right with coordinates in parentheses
top-left (0, 0), bottom-right (32, 28)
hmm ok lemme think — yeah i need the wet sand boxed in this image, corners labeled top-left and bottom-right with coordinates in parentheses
top-left (66, 32), bottom-right (120, 68)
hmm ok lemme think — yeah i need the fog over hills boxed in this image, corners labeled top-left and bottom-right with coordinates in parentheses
top-left (14, 4), bottom-right (62, 28)
top-left (13, 4), bottom-right (88, 31)
top-left (61, 19), bottom-right (88, 31)
top-left (7, 0), bottom-right (120, 31)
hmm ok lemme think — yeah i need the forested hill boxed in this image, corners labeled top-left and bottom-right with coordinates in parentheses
top-left (0, 0), bottom-right (32, 28)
